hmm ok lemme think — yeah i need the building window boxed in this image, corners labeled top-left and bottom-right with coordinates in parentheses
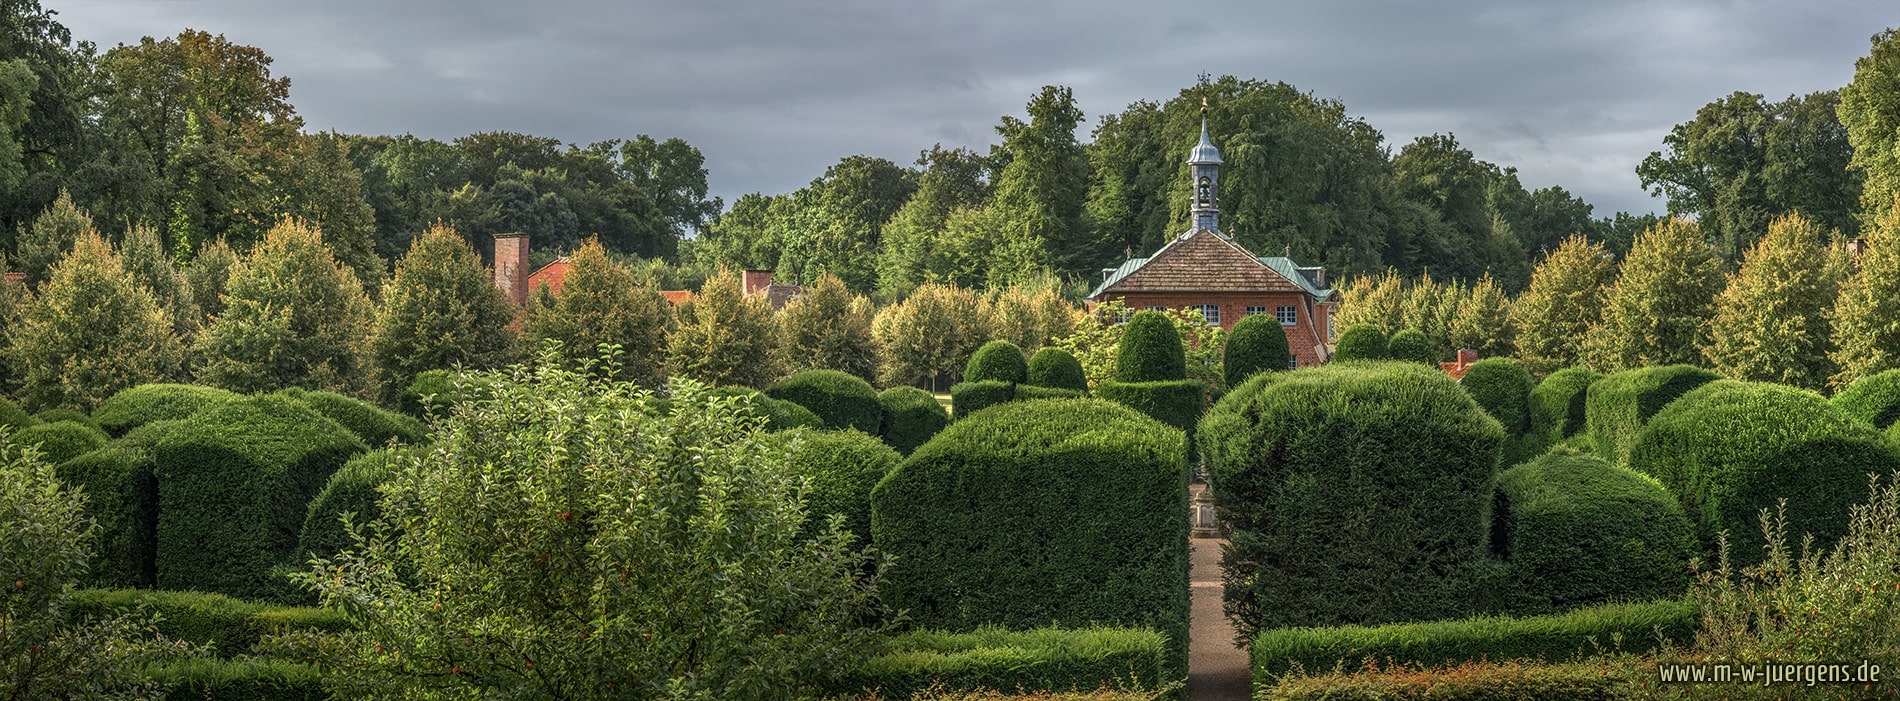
top-left (1276, 306), bottom-right (1297, 326)
top-left (1113, 308), bottom-right (1133, 324)
top-left (1191, 304), bottom-right (1220, 325)
top-left (1245, 306), bottom-right (1267, 316)
top-left (1289, 357), bottom-right (1298, 370)
top-left (1147, 306), bottom-right (1166, 312)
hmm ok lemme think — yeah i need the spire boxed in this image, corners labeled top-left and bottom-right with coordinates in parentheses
top-left (1188, 81), bottom-right (1222, 235)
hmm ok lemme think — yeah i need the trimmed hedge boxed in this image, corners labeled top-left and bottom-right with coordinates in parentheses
top-left (1199, 362), bottom-right (1504, 639)
top-left (707, 386), bottom-right (825, 431)
top-left (1628, 380), bottom-right (1900, 564)
top-left (966, 340), bottom-right (1029, 384)
top-left (155, 395), bottom-right (367, 602)
top-left (1385, 328), bottom-right (1439, 365)
top-left (1332, 325), bottom-right (1387, 361)
top-left (1528, 368), bottom-right (1603, 451)
top-left (397, 367), bottom-right (453, 417)
top-left (1225, 313), bottom-right (1292, 388)
top-left (9, 419), bottom-right (108, 464)
top-left (1262, 659), bottom-right (1629, 701)
top-left (1016, 385), bottom-right (1086, 401)
top-left (149, 659), bottom-right (327, 701)
top-left (951, 380), bottom-right (1015, 420)
top-left (58, 446), bottom-right (160, 588)
top-left (876, 386), bottom-right (950, 455)
top-left (1834, 369), bottom-right (1900, 430)
top-left (873, 399), bottom-right (1190, 680)
top-left (1493, 453), bottom-right (1697, 615)
top-left (1028, 347), bottom-right (1088, 392)
top-left (1115, 311), bottom-right (1186, 382)
top-left (67, 588), bottom-right (347, 655)
top-left (0, 395), bottom-right (35, 430)
top-left (787, 429), bottom-right (902, 547)
top-left (33, 407), bottom-right (100, 432)
top-left (766, 369), bottom-right (883, 434)
top-left (1251, 598), bottom-right (1697, 679)
top-left (1585, 365), bottom-right (1716, 465)
top-left (92, 383), bottom-right (240, 437)
top-left (836, 626), bottom-right (1169, 699)
top-left (298, 447), bottom-right (406, 562)
top-left (1097, 379), bottom-right (1204, 439)
top-left (1461, 358), bottom-right (1532, 437)
top-left (279, 387), bottom-right (426, 447)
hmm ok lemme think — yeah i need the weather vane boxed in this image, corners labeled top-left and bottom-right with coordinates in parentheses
top-left (1197, 72), bottom-right (1211, 116)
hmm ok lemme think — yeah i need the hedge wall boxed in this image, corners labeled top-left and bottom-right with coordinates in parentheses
top-left (1528, 368), bottom-right (1603, 451)
top-left (155, 395), bottom-right (367, 602)
top-left (766, 369), bottom-right (883, 434)
top-left (1461, 358), bottom-right (1532, 438)
top-left (57, 446), bottom-right (160, 588)
top-left (1016, 385), bottom-right (1086, 401)
top-left (1585, 365), bottom-right (1716, 465)
top-left (93, 383), bottom-right (240, 437)
top-left (1028, 347), bottom-right (1088, 392)
top-left (876, 386), bottom-right (949, 455)
top-left (67, 588), bottom-right (347, 655)
top-left (1224, 313), bottom-right (1291, 388)
top-left (1834, 369), bottom-right (1900, 430)
top-left (0, 395), bottom-right (35, 430)
top-left (149, 659), bottom-right (326, 701)
top-left (1385, 328), bottom-right (1440, 365)
top-left (966, 340), bottom-right (1029, 384)
top-left (10, 419), bottom-right (108, 464)
top-left (1332, 325), bottom-right (1387, 361)
top-left (1628, 380), bottom-right (1900, 565)
top-left (1199, 361), bottom-right (1503, 639)
top-left (1493, 453), bottom-right (1697, 615)
top-left (33, 407), bottom-right (100, 432)
top-left (1097, 380), bottom-right (1204, 440)
top-left (834, 626), bottom-right (1169, 699)
top-left (1115, 311), bottom-right (1186, 382)
top-left (298, 447), bottom-right (406, 562)
top-left (279, 388), bottom-right (426, 447)
top-left (1262, 659), bottom-right (1629, 701)
top-left (951, 380), bottom-right (1016, 421)
top-left (872, 399), bottom-right (1190, 680)
top-left (786, 428), bottom-right (901, 548)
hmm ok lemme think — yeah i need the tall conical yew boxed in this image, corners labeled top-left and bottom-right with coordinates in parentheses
top-left (6, 232), bottom-right (183, 411)
top-left (1512, 235), bottom-right (1616, 377)
top-left (1583, 218), bottom-right (1723, 372)
top-left (776, 272), bottom-right (876, 383)
top-left (1705, 214), bottom-right (1840, 390)
top-left (1115, 310), bottom-right (1186, 382)
top-left (194, 217), bottom-right (373, 396)
top-left (667, 268), bottom-right (780, 388)
top-left (1832, 198), bottom-right (1900, 388)
top-left (372, 223), bottom-right (521, 398)
top-left (524, 237), bottom-right (671, 387)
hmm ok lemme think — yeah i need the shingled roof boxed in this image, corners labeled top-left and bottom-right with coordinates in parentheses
top-left (1088, 228), bottom-right (1335, 301)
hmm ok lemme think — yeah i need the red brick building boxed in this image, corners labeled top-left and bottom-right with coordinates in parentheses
top-left (1086, 120), bottom-right (1338, 368)
top-left (492, 233), bottom-right (803, 309)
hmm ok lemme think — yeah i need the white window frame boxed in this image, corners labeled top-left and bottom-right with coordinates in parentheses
top-left (1276, 306), bottom-right (1298, 326)
top-left (1192, 304), bottom-right (1220, 325)
top-left (1245, 305), bottom-right (1267, 316)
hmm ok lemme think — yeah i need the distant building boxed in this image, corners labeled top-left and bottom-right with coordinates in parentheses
top-left (491, 233), bottom-right (803, 308)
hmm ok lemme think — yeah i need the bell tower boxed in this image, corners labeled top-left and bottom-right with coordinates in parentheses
top-left (1187, 94), bottom-right (1223, 234)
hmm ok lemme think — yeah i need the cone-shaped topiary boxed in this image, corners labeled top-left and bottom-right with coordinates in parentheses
top-left (6, 231), bottom-right (184, 412)
top-left (1834, 369), bottom-right (1900, 430)
top-left (763, 370), bottom-right (881, 434)
top-left (523, 237), bottom-right (670, 387)
top-left (1115, 311), bottom-right (1186, 382)
top-left (194, 217), bottom-right (374, 397)
top-left (876, 386), bottom-right (950, 455)
top-left (371, 223), bottom-right (520, 400)
top-left (1224, 313), bottom-right (1292, 387)
top-left (1385, 328), bottom-right (1440, 365)
top-left (1333, 324), bottom-right (1388, 361)
top-left (1027, 347), bottom-right (1087, 392)
top-left (964, 340), bottom-right (1029, 384)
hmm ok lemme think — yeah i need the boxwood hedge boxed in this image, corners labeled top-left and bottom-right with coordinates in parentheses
top-left (766, 369), bottom-right (883, 434)
top-left (1028, 347), bottom-right (1088, 392)
top-left (1262, 659), bottom-right (1634, 701)
top-left (0, 395), bottom-right (35, 430)
top-left (298, 447), bottom-right (408, 562)
top-left (834, 626), bottom-right (1168, 699)
top-left (1528, 368), bottom-right (1603, 451)
top-left (1385, 328), bottom-right (1440, 365)
top-left (92, 383), bottom-right (240, 437)
top-left (1097, 379), bottom-right (1204, 440)
top-left (397, 368), bottom-right (453, 417)
top-left (966, 340), bottom-right (1029, 384)
top-left (9, 419), bottom-right (108, 464)
top-left (58, 444), bottom-right (162, 588)
top-left (66, 588), bottom-right (347, 655)
top-left (1462, 357), bottom-right (1532, 437)
top-left (1585, 365), bottom-right (1716, 465)
top-left (1834, 369), bottom-right (1900, 430)
top-left (1016, 385), bottom-right (1086, 401)
top-left (1628, 380), bottom-right (1900, 564)
top-left (33, 407), bottom-right (100, 432)
top-left (1115, 311), bottom-right (1186, 382)
top-left (1200, 361), bottom-right (1503, 638)
top-left (706, 386), bottom-right (824, 431)
top-left (279, 388), bottom-right (426, 447)
top-left (876, 386), bottom-right (949, 455)
top-left (1224, 313), bottom-right (1291, 388)
top-left (1332, 325), bottom-right (1387, 361)
top-left (155, 395), bottom-right (367, 602)
top-left (147, 659), bottom-right (326, 701)
top-left (1493, 453), bottom-right (1697, 615)
top-left (787, 428), bottom-right (902, 547)
top-left (951, 379), bottom-right (1015, 420)
top-left (872, 399), bottom-right (1190, 679)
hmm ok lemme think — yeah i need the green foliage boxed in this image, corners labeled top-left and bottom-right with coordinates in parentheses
top-left (396, 368), bottom-right (453, 418)
top-left (1835, 369), bottom-right (1900, 429)
top-left (978, 283), bottom-right (1075, 356)
top-left (1584, 217), bottom-right (1724, 372)
top-left (1054, 300), bottom-right (1223, 396)
top-left (15, 189), bottom-right (89, 287)
top-left (876, 386), bottom-right (949, 456)
top-left (1384, 328), bottom-right (1440, 365)
top-left (1200, 362), bottom-right (1504, 639)
top-left (1494, 454), bottom-right (1698, 615)
top-left (279, 388), bottom-right (425, 447)
top-left (183, 238), bottom-right (238, 321)
top-left (1830, 199), bottom-right (1900, 388)
top-left (93, 383), bottom-right (239, 437)
top-left (1841, 29), bottom-right (1900, 229)
top-left (6, 231), bottom-right (185, 412)
top-left (1526, 368), bottom-right (1603, 455)
top-left (1461, 357), bottom-right (1533, 437)
top-left (1096, 379), bottom-right (1204, 441)
top-left (873, 282), bottom-right (990, 388)
top-left (965, 340), bottom-right (1029, 384)
top-left (766, 369), bottom-right (882, 434)
top-left (297, 447), bottom-right (402, 562)
top-left (0, 396), bottom-right (33, 431)
top-left (1224, 313), bottom-right (1291, 387)
top-left (33, 407), bottom-right (97, 432)
top-left (523, 237), bottom-right (670, 387)
top-left (56, 446), bottom-right (158, 588)
top-left (1629, 380), bottom-right (1900, 565)
top-left (777, 272), bottom-right (879, 383)
top-left (154, 395), bottom-right (367, 602)
top-left (194, 217), bottom-right (374, 397)
top-left (704, 386), bottom-right (826, 432)
top-left (1262, 659), bottom-right (1629, 701)
top-left (950, 380), bottom-right (1015, 421)
top-left (66, 589), bottom-right (346, 656)
top-left (1511, 236), bottom-right (1617, 377)
top-left (1703, 214), bottom-right (1841, 390)
top-left (667, 267), bottom-right (781, 388)
top-left (837, 626), bottom-right (1168, 699)
top-left (1332, 324), bottom-right (1388, 361)
top-left (1585, 365), bottom-right (1717, 465)
top-left (1027, 346), bottom-right (1088, 392)
top-left (1114, 310), bottom-right (1186, 382)
top-left (877, 146), bottom-right (991, 296)
top-left (1448, 274), bottom-right (1516, 359)
top-left (873, 399), bottom-right (1190, 679)
top-left (370, 223), bottom-right (520, 399)
top-left (1015, 385), bottom-right (1086, 401)
top-left (146, 658), bottom-right (325, 701)
top-left (785, 428), bottom-right (900, 547)
top-left (8, 419), bottom-right (105, 464)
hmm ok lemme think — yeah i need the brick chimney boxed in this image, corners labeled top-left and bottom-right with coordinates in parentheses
top-left (494, 233), bottom-right (530, 307)
top-left (743, 269), bottom-right (774, 296)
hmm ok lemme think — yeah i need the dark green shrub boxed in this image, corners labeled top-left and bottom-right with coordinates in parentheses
top-left (1332, 325), bottom-right (1389, 362)
top-left (32, 407), bottom-right (99, 432)
top-left (1114, 311), bottom-right (1186, 382)
top-left (1528, 368), bottom-right (1603, 451)
top-left (1629, 380), bottom-right (1900, 564)
top-left (966, 340), bottom-right (1029, 384)
top-left (1461, 357), bottom-right (1532, 437)
top-left (1251, 598), bottom-right (1696, 679)
top-left (1834, 369), bottom-right (1900, 430)
top-left (1585, 365), bottom-right (1716, 465)
top-left (9, 419), bottom-right (107, 464)
top-left (1016, 385), bottom-right (1086, 401)
top-left (1263, 659), bottom-right (1631, 701)
top-left (118, 418), bottom-right (182, 451)
top-left (950, 379), bottom-right (1015, 420)
top-left (398, 368), bottom-right (454, 417)
top-left (1493, 453), bottom-right (1697, 615)
top-left (1028, 347), bottom-right (1088, 391)
top-left (876, 386), bottom-right (949, 455)
top-left (93, 383), bottom-right (239, 437)
top-left (765, 369), bottom-right (882, 434)
top-left (1200, 361), bottom-right (1504, 639)
top-left (1385, 328), bottom-right (1440, 365)
top-left (279, 387), bottom-right (426, 447)
top-left (786, 429), bottom-right (901, 547)
top-left (873, 399), bottom-right (1190, 679)
top-left (835, 626), bottom-right (1168, 699)
top-left (1097, 379), bottom-right (1204, 438)
top-left (155, 395), bottom-right (367, 602)
top-left (0, 395), bottom-right (36, 430)
top-left (298, 447), bottom-right (405, 562)
top-left (57, 446), bottom-right (159, 588)
top-left (1224, 313), bottom-right (1292, 387)
top-left (148, 659), bottom-right (326, 701)
top-left (707, 386), bottom-right (824, 431)
top-left (66, 588), bottom-right (347, 655)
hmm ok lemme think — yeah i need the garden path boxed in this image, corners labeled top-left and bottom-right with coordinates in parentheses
top-left (1188, 484), bottom-right (1250, 700)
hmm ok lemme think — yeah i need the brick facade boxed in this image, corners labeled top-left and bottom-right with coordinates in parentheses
top-left (1099, 291), bottom-right (1335, 369)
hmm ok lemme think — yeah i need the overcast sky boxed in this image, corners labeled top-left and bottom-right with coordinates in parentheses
top-left (48, 1), bottom-right (1898, 220)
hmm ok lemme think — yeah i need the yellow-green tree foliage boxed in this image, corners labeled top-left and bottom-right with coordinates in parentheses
top-left (871, 282), bottom-right (989, 388)
top-left (666, 268), bottom-right (780, 388)
top-left (1584, 219), bottom-right (1724, 372)
top-left (776, 272), bottom-right (877, 383)
top-left (372, 223), bottom-right (522, 397)
top-left (5, 232), bottom-right (183, 411)
top-left (194, 217), bottom-right (373, 396)
top-left (183, 237), bottom-right (238, 323)
top-left (1448, 273), bottom-right (1515, 357)
top-left (524, 238), bottom-right (669, 387)
top-left (119, 223), bottom-right (198, 342)
top-left (1841, 28), bottom-right (1900, 229)
top-left (1704, 214), bottom-right (1841, 390)
top-left (979, 281), bottom-right (1075, 354)
top-left (1512, 235), bottom-right (1617, 377)
top-left (1832, 198), bottom-right (1900, 388)
top-left (15, 190), bottom-right (89, 288)
top-left (1335, 270), bottom-right (1406, 332)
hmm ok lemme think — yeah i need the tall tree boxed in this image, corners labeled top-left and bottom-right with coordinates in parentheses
top-left (194, 217), bottom-right (373, 396)
top-left (1583, 218), bottom-right (1724, 371)
top-left (523, 237), bottom-right (671, 387)
top-left (5, 231), bottom-right (182, 411)
top-left (372, 223), bottom-right (521, 398)
top-left (774, 155), bottom-right (916, 293)
top-left (877, 146), bottom-right (989, 297)
top-left (0, 58), bottom-right (34, 194)
top-left (118, 222), bottom-right (197, 341)
top-left (1841, 28), bottom-right (1900, 231)
top-left (13, 188), bottom-right (87, 286)
top-left (1511, 235), bottom-right (1617, 377)
top-left (182, 236), bottom-right (236, 322)
top-left (0, 0), bottom-right (89, 237)
top-left (1448, 273), bottom-right (1514, 358)
top-left (871, 282), bottom-right (988, 389)
top-left (1392, 133), bottom-right (1508, 282)
top-left (665, 268), bottom-right (779, 388)
top-left (1704, 214), bottom-right (1840, 390)
top-left (775, 272), bottom-right (876, 383)
top-left (986, 85), bottom-right (1094, 281)
top-left (1831, 198), bottom-right (1900, 388)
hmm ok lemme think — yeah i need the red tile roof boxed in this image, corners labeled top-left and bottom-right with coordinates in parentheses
top-left (526, 257), bottom-right (571, 296)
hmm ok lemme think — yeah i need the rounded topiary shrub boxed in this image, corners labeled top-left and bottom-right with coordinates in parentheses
top-left (155, 395), bottom-right (367, 602)
top-left (707, 386), bottom-right (824, 432)
top-left (1493, 452), bottom-right (1698, 615)
top-left (1199, 361), bottom-right (1503, 638)
top-left (1115, 311), bottom-right (1186, 382)
top-left (1385, 328), bottom-right (1440, 365)
top-left (1834, 369), bottom-right (1900, 430)
top-left (1332, 324), bottom-right (1388, 361)
top-left (873, 399), bottom-right (1190, 678)
top-left (1224, 313), bottom-right (1292, 387)
top-left (398, 368), bottom-right (454, 417)
top-left (0, 396), bottom-right (36, 431)
top-left (876, 386), bottom-right (949, 455)
top-left (93, 383), bottom-right (240, 437)
top-left (765, 369), bottom-right (882, 434)
top-left (1461, 357), bottom-right (1533, 438)
top-left (1628, 380), bottom-right (1900, 565)
top-left (58, 445), bottom-right (160, 588)
top-left (787, 428), bottom-right (901, 547)
top-left (280, 388), bottom-right (426, 447)
top-left (1586, 365), bottom-right (1716, 465)
top-left (949, 380), bottom-right (1015, 420)
top-left (299, 446), bottom-right (407, 562)
top-left (1529, 367), bottom-right (1604, 449)
top-left (9, 420), bottom-right (108, 464)
top-left (33, 408), bottom-right (99, 432)
top-left (965, 340), bottom-right (1028, 384)
top-left (1027, 347), bottom-right (1087, 392)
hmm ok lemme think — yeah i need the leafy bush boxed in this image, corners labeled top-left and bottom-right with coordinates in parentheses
top-left (57, 446), bottom-right (159, 588)
top-left (707, 386), bottom-right (825, 431)
top-left (1493, 453), bottom-right (1698, 614)
top-left (93, 383), bottom-right (239, 437)
top-left (396, 368), bottom-right (453, 417)
top-left (33, 407), bottom-right (99, 432)
top-left (1224, 313), bottom-right (1292, 387)
top-left (154, 395), bottom-right (367, 602)
top-left (1462, 358), bottom-right (1532, 438)
top-left (1629, 380), bottom-right (1900, 565)
top-left (767, 369), bottom-right (883, 434)
top-left (298, 448), bottom-right (404, 562)
top-left (0, 396), bottom-right (35, 431)
top-left (966, 340), bottom-right (1029, 384)
top-left (1332, 324), bottom-right (1388, 361)
top-left (193, 217), bottom-right (374, 397)
top-left (1385, 328), bottom-right (1440, 365)
top-left (787, 428), bottom-right (902, 547)
top-left (1200, 361), bottom-right (1504, 639)
top-left (1016, 385), bottom-right (1086, 401)
top-left (1527, 368), bottom-right (1603, 452)
top-left (951, 380), bottom-right (1015, 420)
top-left (1027, 347), bottom-right (1088, 392)
top-left (836, 626), bottom-right (1168, 699)
top-left (146, 658), bottom-right (325, 701)
top-left (278, 387), bottom-right (425, 447)
top-left (1096, 380), bottom-right (1204, 440)
top-left (1585, 365), bottom-right (1716, 465)
top-left (872, 399), bottom-right (1190, 679)
top-left (1262, 659), bottom-right (1627, 701)
top-left (1834, 368), bottom-right (1900, 430)
top-left (877, 386), bottom-right (950, 455)
top-left (66, 589), bottom-right (347, 656)
top-left (1114, 311), bottom-right (1186, 382)
top-left (6, 230), bottom-right (185, 413)
top-left (8, 419), bottom-right (107, 464)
